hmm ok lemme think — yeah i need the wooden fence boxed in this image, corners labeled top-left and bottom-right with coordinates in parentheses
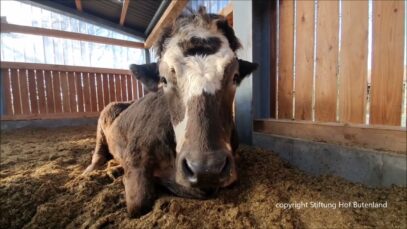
top-left (0, 61), bottom-right (144, 120)
top-left (254, 0), bottom-right (406, 153)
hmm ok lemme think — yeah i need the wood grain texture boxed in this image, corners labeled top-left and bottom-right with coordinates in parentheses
top-left (60, 72), bottom-right (70, 113)
top-left (126, 75), bottom-right (133, 101)
top-left (75, 72), bottom-right (84, 113)
top-left (36, 70), bottom-right (47, 114)
top-left (89, 74), bottom-right (98, 112)
top-left (339, 1), bottom-right (368, 124)
top-left (44, 71), bottom-right (55, 113)
top-left (253, 119), bottom-right (407, 154)
top-left (68, 72), bottom-right (77, 112)
top-left (278, 0), bottom-right (294, 119)
top-left (269, 0), bottom-right (277, 118)
top-left (2, 69), bottom-right (13, 115)
top-left (109, 74), bottom-right (117, 102)
top-left (115, 74), bottom-right (122, 102)
top-left (9, 69), bottom-right (21, 115)
top-left (315, 1), bottom-right (339, 122)
top-left (52, 72), bottom-right (63, 113)
top-left (1, 112), bottom-right (100, 121)
top-left (19, 69), bottom-right (30, 115)
top-left (102, 74), bottom-right (110, 107)
top-left (82, 73), bottom-right (92, 112)
top-left (370, 1), bottom-right (405, 126)
top-left (121, 75), bottom-right (127, 101)
top-left (295, 0), bottom-right (314, 121)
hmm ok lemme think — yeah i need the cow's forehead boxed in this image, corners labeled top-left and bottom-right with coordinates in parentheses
top-left (160, 29), bottom-right (235, 99)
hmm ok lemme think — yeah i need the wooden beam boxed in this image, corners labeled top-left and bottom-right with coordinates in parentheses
top-left (144, 0), bottom-right (189, 48)
top-left (0, 23), bottom-right (144, 49)
top-left (1, 112), bottom-right (100, 121)
top-left (253, 119), bottom-right (407, 154)
top-left (75, 0), bottom-right (82, 12)
top-left (120, 0), bottom-right (130, 26)
top-left (0, 61), bottom-right (130, 75)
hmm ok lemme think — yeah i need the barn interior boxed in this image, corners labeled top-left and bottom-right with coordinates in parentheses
top-left (1, 0), bottom-right (406, 228)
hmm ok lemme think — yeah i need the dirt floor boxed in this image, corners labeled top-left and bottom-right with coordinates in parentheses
top-left (0, 126), bottom-right (406, 229)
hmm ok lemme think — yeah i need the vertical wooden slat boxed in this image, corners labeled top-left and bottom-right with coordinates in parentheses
top-left (89, 73), bottom-right (98, 112)
top-left (132, 77), bottom-right (139, 100)
top-left (126, 75), bottom-right (133, 101)
top-left (278, 0), bottom-right (294, 119)
top-left (75, 72), bottom-right (84, 112)
top-left (102, 74), bottom-right (110, 106)
top-left (269, 0), bottom-right (278, 118)
top-left (315, 1), bottom-right (339, 122)
top-left (115, 74), bottom-right (122, 101)
top-left (83, 73), bottom-right (92, 112)
top-left (137, 80), bottom-right (143, 99)
top-left (68, 72), bottom-right (77, 112)
top-left (121, 75), bottom-right (127, 101)
top-left (60, 71), bottom-right (70, 113)
top-left (36, 70), bottom-right (47, 114)
top-left (52, 72), bottom-right (63, 113)
top-left (44, 70), bottom-right (55, 113)
top-left (295, 0), bottom-right (314, 120)
top-left (28, 70), bottom-right (39, 114)
top-left (96, 73), bottom-right (104, 111)
top-left (109, 74), bottom-right (117, 102)
top-left (9, 69), bottom-right (22, 115)
top-left (370, 1), bottom-right (405, 126)
top-left (2, 69), bottom-right (13, 115)
top-left (339, 0), bottom-right (368, 124)
top-left (19, 69), bottom-right (30, 115)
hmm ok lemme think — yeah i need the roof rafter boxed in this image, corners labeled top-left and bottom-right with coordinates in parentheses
top-left (75, 0), bottom-right (82, 12)
top-left (120, 0), bottom-right (130, 26)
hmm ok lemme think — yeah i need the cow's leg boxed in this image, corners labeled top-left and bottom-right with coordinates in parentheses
top-left (123, 166), bottom-right (156, 218)
top-left (83, 122), bottom-right (112, 174)
top-left (160, 179), bottom-right (216, 199)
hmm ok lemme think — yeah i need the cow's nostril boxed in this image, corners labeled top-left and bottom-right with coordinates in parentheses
top-left (182, 159), bottom-right (197, 183)
top-left (220, 157), bottom-right (231, 176)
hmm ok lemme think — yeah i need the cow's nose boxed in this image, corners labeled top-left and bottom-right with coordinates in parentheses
top-left (181, 153), bottom-right (231, 185)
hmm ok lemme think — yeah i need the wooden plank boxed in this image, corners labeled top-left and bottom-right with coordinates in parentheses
top-left (132, 76), bottom-right (139, 100)
top-left (338, 1), bottom-right (368, 124)
top-left (89, 73), bottom-right (98, 112)
top-left (315, 1), bottom-right (339, 122)
top-left (137, 79), bottom-right (143, 99)
top-left (109, 74), bottom-right (117, 102)
top-left (59, 72), bottom-right (71, 112)
top-left (75, 72), bottom-right (84, 112)
top-left (96, 73), bottom-right (104, 111)
top-left (102, 74), bottom-right (110, 106)
top-left (9, 69), bottom-right (21, 115)
top-left (144, 0), bottom-right (189, 48)
top-left (52, 72), bottom-right (63, 113)
top-left (120, 0), bottom-right (130, 26)
top-left (277, 0), bottom-right (294, 119)
top-left (75, 0), bottom-right (82, 12)
top-left (20, 69), bottom-right (31, 115)
top-left (370, 1), bottom-right (405, 126)
top-left (82, 73), bottom-right (92, 112)
top-left (68, 72), bottom-right (77, 112)
top-left (1, 61), bottom-right (130, 75)
top-left (120, 74), bottom-right (127, 101)
top-left (44, 70), bottom-right (55, 113)
top-left (2, 69), bottom-right (13, 115)
top-left (115, 74), bottom-right (123, 101)
top-left (253, 119), bottom-right (407, 154)
top-left (36, 70), bottom-right (47, 114)
top-left (269, 0), bottom-right (277, 118)
top-left (0, 23), bottom-right (144, 49)
top-left (1, 112), bottom-right (100, 121)
top-left (126, 75), bottom-right (133, 101)
top-left (295, 0), bottom-right (314, 121)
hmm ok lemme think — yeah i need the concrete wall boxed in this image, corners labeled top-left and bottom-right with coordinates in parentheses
top-left (253, 132), bottom-right (407, 187)
top-left (1, 118), bottom-right (98, 130)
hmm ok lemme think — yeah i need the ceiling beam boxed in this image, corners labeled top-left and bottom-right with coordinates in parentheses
top-left (144, 0), bottom-right (188, 48)
top-left (75, 0), bottom-right (82, 12)
top-left (120, 0), bottom-right (130, 26)
top-left (1, 23), bottom-right (144, 48)
top-left (29, 0), bottom-right (145, 39)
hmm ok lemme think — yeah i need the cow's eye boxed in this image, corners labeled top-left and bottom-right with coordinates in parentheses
top-left (160, 77), bottom-right (167, 84)
top-left (233, 73), bottom-right (239, 84)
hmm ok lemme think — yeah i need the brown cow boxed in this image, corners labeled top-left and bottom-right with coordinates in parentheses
top-left (83, 7), bottom-right (258, 217)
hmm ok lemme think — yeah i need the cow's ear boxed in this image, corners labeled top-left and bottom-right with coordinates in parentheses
top-left (236, 59), bottom-right (258, 85)
top-left (129, 63), bottom-right (160, 92)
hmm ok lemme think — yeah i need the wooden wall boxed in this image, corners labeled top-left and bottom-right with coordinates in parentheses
top-left (0, 62), bottom-right (144, 120)
top-left (254, 0), bottom-right (406, 154)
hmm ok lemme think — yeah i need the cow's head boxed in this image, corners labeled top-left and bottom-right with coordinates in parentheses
top-left (130, 8), bottom-right (257, 190)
